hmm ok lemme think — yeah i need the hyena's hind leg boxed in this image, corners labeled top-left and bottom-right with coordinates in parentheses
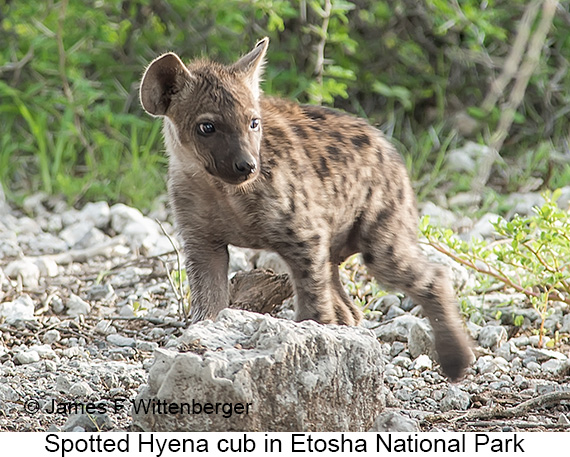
top-left (280, 237), bottom-right (361, 326)
top-left (285, 258), bottom-right (361, 326)
top-left (330, 262), bottom-right (362, 325)
top-left (359, 212), bottom-right (472, 381)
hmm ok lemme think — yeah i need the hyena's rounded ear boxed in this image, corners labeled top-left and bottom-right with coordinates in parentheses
top-left (140, 52), bottom-right (192, 117)
top-left (231, 37), bottom-right (269, 100)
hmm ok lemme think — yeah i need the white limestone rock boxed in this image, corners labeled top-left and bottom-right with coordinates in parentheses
top-left (131, 309), bottom-right (385, 431)
top-left (0, 294), bottom-right (35, 323)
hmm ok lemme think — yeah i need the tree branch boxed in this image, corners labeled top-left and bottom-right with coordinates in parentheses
top-left (474, 0), bottom-right (559, 192)
top-left (312, 0), bottom-right (332, 104)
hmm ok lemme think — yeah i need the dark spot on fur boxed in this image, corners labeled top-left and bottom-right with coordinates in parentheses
top-left (302, 106), bottom-right (326, 120)
top-left (366, 188), bottom-right (373, 202)
top-left (262, 136), bottom-right (274, 151)
top-left (287, 183), bottom-right (296, 213)
top-left (334, 305), bottom-right (346, 324)
top-left (272, 126), bottom-right (286, 139)
top-left (327, 145), bottom-right (340, 160)
top-left (376, 208), bottom-right (391, 226)
top-left (273, 239), bottom-right (293, 250)
top-left (286, 227), bottom-right (295, 237)
top-left (398, 188), bottom-right (404, 201)
top-left (301, 269), bottom-right (310, 279)
top-left (363, 252), bottom-right (374, 264)
top-left (424, 290), bottom-right (436, 301)
top-left (386, 245), bottom-right (394, 258)
top-left (316, 157), bottom-right (330, 180)
top-left (296, 240), bottom-right (307, 249)
top-left (311, 234), bottom-right (321, 243)
top-left (350, 134), bottom-right (371, 148)
top-left (289, 197), bottom-right (296, 213)
top-left (292, 125), bottom-right (308, 139)
top-left (329, 131), bottom-right (344, 143)
top-left (328, 145), bottom-right (348, 165)
top-left (422, 280), bottom-right (437, 301)
top-left (302, 105), bottom-right (342, 121)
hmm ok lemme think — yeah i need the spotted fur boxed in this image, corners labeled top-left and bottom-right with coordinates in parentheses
top-left (140, 38), bottom-right (472, 380)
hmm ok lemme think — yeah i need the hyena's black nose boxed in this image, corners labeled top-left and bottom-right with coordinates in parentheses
top-left (234, 158), bottom-right (257, 177)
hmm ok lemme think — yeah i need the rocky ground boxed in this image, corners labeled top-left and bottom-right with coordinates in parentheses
top-left (0, 189), bottom-right (569, 432)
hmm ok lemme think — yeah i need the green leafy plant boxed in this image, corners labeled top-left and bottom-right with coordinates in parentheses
top-left (339, 253), bottom-right (389, 318)
top-left (420, 189), bottom-right (570, 346)
top-left (132, 300), bottom-right (148, 317)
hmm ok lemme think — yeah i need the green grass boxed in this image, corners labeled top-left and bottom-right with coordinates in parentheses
top-left (0, 78), bottom-right (166, 208)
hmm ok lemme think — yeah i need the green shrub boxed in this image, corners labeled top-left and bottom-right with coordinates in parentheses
top-left (421, 189), bottom-right (570, 345)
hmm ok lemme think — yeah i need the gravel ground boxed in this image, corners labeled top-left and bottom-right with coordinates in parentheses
top-left (0, 193), bottom-right (569, 432)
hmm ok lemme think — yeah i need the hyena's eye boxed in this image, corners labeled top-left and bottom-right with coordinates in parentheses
top-left (197, 122), bottom-right (216, 136)
top-left (250, 118), bottom-right (260, 131)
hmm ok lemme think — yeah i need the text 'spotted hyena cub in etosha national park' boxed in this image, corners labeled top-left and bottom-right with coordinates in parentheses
top-left (140, 38), bottom-right (472, 380)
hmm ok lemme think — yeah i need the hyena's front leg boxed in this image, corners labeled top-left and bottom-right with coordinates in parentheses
top-left (184, 243), bottom-right (230, 323)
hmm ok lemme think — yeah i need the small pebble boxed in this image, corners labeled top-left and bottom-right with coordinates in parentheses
top-left (69, 381), bottom-right (94, 397)
top-left (478, 325), bottom-right (507, 350)
top-left (42, 329), bottom-right (61, 344)
top-left (441, 386), bottom-right (471, 411)
top-left (15, 350), bottom-right (40, 365)
top-left (66, 294), bottom-right (91, 317)
top-left (106, 334), bottom-right (136, 348)
top-left (411, 354), bottom-right (432, 371)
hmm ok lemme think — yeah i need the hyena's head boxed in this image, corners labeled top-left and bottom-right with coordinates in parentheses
top-left (140, 38), bottom-right (269, 186)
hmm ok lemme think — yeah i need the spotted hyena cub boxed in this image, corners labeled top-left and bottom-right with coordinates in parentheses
top-left (140, 38), bottom-right (472, 380)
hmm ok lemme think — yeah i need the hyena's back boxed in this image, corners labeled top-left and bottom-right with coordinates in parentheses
top-left (255, 101), bottom-right (470, 380)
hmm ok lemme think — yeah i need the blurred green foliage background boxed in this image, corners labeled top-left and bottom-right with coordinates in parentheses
top-left (1, 0), bottom-right (569, 210)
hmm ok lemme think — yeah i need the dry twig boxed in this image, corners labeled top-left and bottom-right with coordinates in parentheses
top-left (156, 220), bottom-right (188, 322)
top-left (312, 0), bottom-right (332, 104)
top-left (426, 391), bottom-right (570, 423)
top-left (481, 0), bottom-right (542, 113)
